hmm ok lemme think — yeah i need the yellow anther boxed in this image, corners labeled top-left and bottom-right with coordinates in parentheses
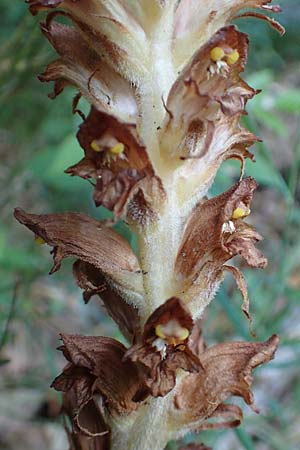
top-left (155, 324), bottom-right (166, 339)
top-left (232, 207), bottom-right (250, 220)
top-left (91, 140), bottom-right (101, 152)
top-left (110, 142), bottom-right (125, 155)
top-left (178, 327), bottom-right (189, 341)
top-left (35, 236), bottom-right (46, 245)
top-left (226, 50), bottom-right (240, 65)
top-left (210, 47), bottom-right (225, 62)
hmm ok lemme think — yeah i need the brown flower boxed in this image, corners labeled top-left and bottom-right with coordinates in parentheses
top-left (125, 298), bottom-right (204, 397)
top-left (52, 334), bottom-right (147, 416)
top-left (175, 177), bottom-right (266, 318)
top-left (170, 334), bottom-right (279, 436)
top-left (159, 26), bottom-right (259, 205)
top-left (14, 208), bottom-right (144, 303)
top-left (65, 107), bottom-right (164, 220)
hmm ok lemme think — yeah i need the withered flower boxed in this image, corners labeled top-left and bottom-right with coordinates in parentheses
top-left (15, 1), bottom-right (285, 449)
top-left (125, 297), bottom-right (203, 396)
top-left (13, 208), bottom-right (144, 307)
top-left (175, 177), bottom-right (266, 318)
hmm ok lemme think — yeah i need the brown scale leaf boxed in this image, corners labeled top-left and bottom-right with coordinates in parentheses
top-left (174, 335), bottom-right (279, 425)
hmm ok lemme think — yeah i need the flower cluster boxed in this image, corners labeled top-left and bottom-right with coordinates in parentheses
top-left (16, 1), bottom-right (284, 449)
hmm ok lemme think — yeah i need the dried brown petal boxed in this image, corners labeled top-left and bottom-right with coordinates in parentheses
top-left (55, 334), bottom-right (146, 414)
top-left (14, 208), bottom-right (143, 295)
top-left (224, 265), bottom-right (251, 323)
top-left (173, 335), bottom-right (279, 426)
top-left (196, 403), bottom-right (243, 431)
top-left (63, 384), bottom-right (110, 450)
top-left (73, 260), bottom-right (141, 343)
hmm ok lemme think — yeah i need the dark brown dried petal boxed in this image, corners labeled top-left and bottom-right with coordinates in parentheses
top-left (225, 222), bottom-right (267, 269)
top-left (196, 403), bottom-right (243, 431)
top-left (126, 342), bottom-right (202, 397)
top-left (224, 265), bottom-right (251, 323)
top-left (55, 334), bottom-right (146, 414)
top-left (73, 260), bottom-right (141, 343)
top-left (63, 385), bottom-right (110, 450)
top-left (14, 208), bottom-right (143, 294)
top-left (175, 177), bottom-right (264, 279)
top-left (174, 335), bottom-right (279, 425)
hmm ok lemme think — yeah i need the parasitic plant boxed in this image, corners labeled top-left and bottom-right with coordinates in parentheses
top-left (15, 1), bottom-right (285, 449)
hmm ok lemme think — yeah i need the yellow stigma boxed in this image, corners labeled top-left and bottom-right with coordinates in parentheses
top-left (232, 207), bottom-right (251, 220)
top-left (177, 327), bottom-right (189, 341)
top-left (155, 323), bottom-right (189, 343)
top-left (91, 140), bottom-right (101, 152)
top-left (210, 47), bottom-right (225, 62)
top-left (155, 324), bottom-right (166, 339)
top-left (227, 50), bottom-right (240, 65)
top-left (110, 142), bottom-right (125, 155)
top-left (35, 236), bottom-right (46, 245)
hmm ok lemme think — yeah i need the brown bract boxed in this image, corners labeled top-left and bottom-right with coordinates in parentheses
top-left (65, 107), bottom-right (163, 220)
top-left (172, 335), bottom-right (279, 429)
top-left (125, 298), bottom-right (204, 397)
top-left (14, 208), bottom-right (143, 294)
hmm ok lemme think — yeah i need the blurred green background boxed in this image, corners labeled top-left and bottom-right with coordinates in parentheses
top-left (0, 1), bottom-right (300, 449)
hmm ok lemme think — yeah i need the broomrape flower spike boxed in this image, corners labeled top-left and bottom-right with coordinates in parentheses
top-left (15, 1), bottom-right (284, 449)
